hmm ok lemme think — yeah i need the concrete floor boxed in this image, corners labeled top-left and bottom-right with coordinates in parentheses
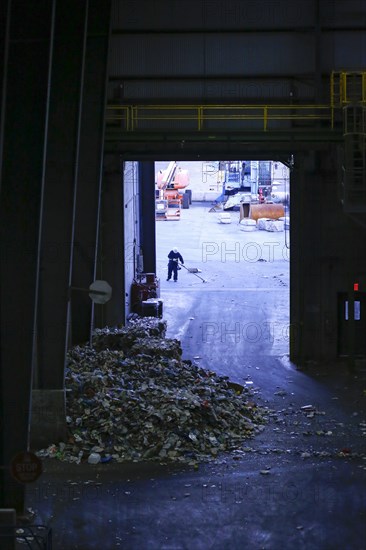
top-left (26, 203), bottom-right (366, 550)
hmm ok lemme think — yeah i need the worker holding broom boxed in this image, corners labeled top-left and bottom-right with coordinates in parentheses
top-left (167, 247), bottom-right (184, 282)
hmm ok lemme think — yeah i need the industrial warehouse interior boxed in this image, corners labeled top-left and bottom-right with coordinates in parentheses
top-left (0, 1), bottom-right (366, 549)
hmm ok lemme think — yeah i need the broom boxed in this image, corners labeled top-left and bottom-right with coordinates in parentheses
top-left (179, 262), bottom-right (207, 283)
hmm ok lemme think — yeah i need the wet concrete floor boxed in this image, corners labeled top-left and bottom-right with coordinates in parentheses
top-left (26, 203), bottom-right (366, 549)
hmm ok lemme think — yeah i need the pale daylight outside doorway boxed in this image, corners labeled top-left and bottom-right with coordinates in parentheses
top-left (154, 160), bottom-right (290, 377)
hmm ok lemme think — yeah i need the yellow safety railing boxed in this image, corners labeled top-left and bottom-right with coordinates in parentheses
top-left (106, 104), bottom-right (333, 132)
top-left (331, 71), bottom-right (366, 106)
top-left (107, 72), bottom-right (366, 134)
top-left (343, 106), bottom-right (366, 136)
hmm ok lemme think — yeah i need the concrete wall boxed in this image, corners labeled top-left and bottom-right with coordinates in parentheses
top-left (291, 150), bottom-right (366, 364)
top-left (123, 161), bottom-right (141, 315)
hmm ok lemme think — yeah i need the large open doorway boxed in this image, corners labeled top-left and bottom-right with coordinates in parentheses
top-left (154, 159), bottom-right (290, 379)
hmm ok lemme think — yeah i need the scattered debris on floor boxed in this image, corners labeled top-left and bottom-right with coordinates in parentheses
top-left (36, 318), bottom-right (268, 466)
top-left (218, 212), bottom-right (231, 224)
top-left (257, 218), bottom-right (284, 232)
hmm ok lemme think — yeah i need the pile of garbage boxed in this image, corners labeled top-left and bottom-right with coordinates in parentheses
top-left (37, 318), bottom-right (267, 465)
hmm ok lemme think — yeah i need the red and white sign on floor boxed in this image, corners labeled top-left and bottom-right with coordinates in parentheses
top-left (11, 451), bottom-right (42, 483)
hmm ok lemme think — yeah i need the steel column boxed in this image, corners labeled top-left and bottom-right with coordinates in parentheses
top-left (0, 0), bottom-right (55, 512)
top-left (289, 156), bottom-right (305, 365)
top-left (71, 0), bottom-right (112, 345)
top-left (37, 0), bottom-right (89, 390)
top-left (0, 0), bottom-right (10, 182)
top-left (95, 154), bottom-right (125, 328)
top-left (314, 0), bottom-right (322, 102)
top-left (139, 161), bottom-right (156, 274)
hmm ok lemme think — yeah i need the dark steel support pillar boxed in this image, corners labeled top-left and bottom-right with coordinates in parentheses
top-left (314, 0), bottom-right (322, 102)
top-left (71, 0), bottom-right (112, 345)
top-left (290, 157), bottom-right (305, 365)
top-left (30, 1), bottom-right (90, 450)
top-left (0, 0), bottom-right (9, 174)
top-left (0, 0), bottom-right (55, 513)
top-left (95, 154), bottom-right (125, 328)
top-left (37, 0), bottom-right (88, 390)
top-left (139, 161), bottom-right (156, 274)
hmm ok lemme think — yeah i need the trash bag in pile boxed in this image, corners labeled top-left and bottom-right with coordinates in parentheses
top-left (37, 319), bottom-right (267, 465)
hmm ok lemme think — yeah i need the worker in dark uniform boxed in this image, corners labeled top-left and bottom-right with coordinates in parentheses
top-left (167, 247), bottom-right (184, 282)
